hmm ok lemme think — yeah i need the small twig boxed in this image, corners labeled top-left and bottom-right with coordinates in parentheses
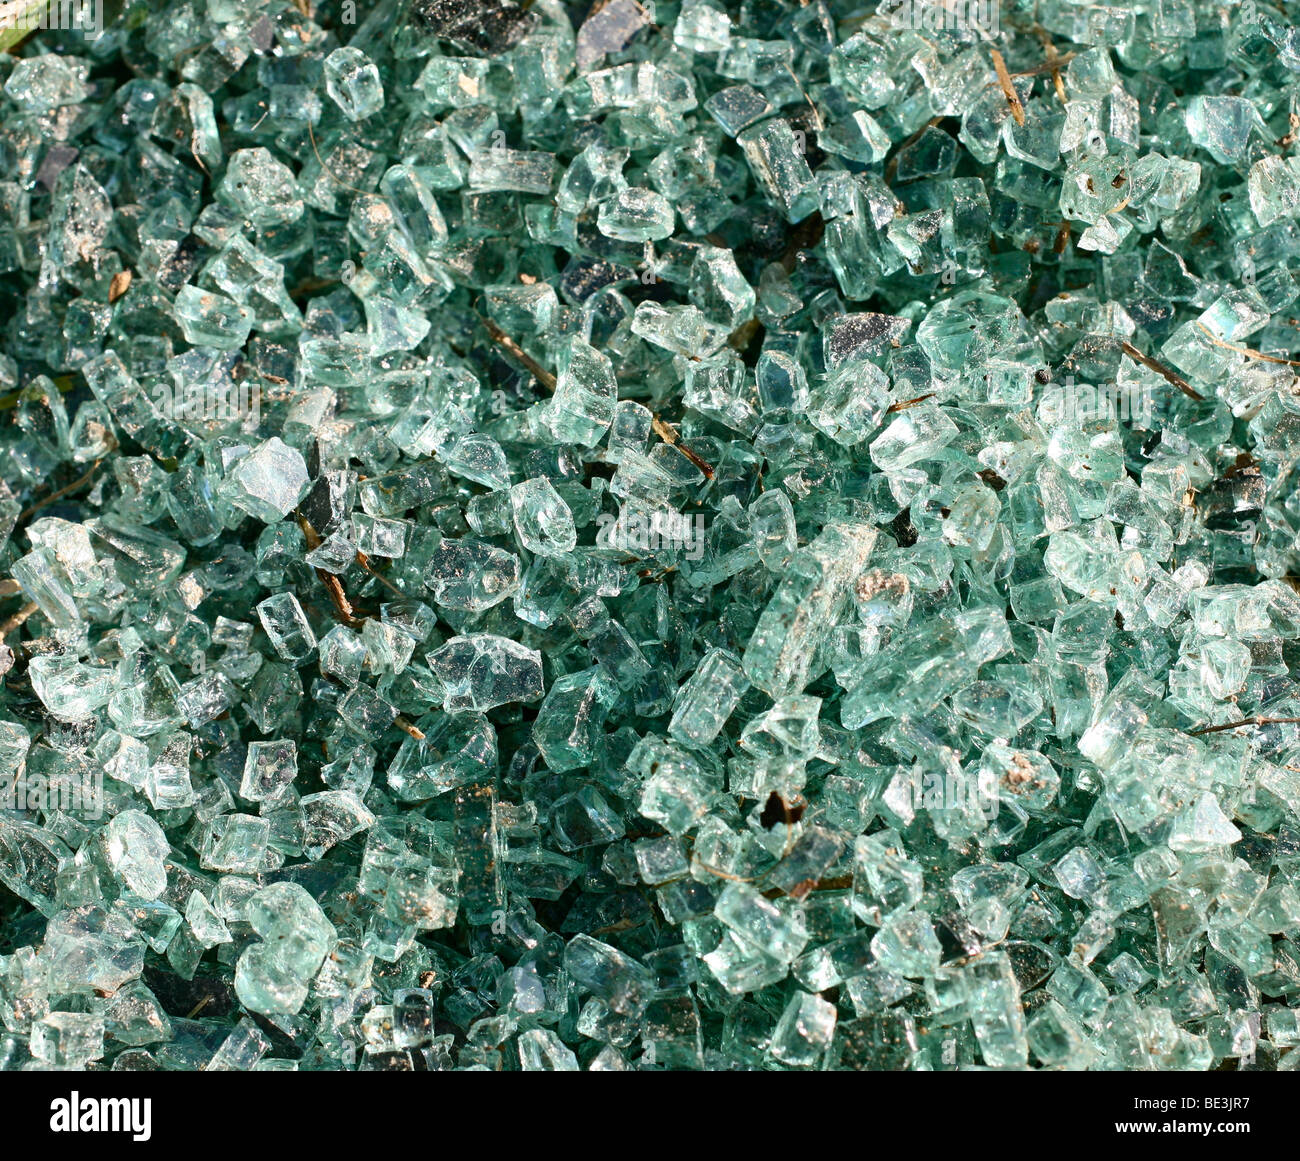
top-left (779, 211), bottom-right (828, 275)
top-left (1045, 52), bottom-right (1067, 103)
top-left (693, 861), bottom-right (754, 883)
top-left (1194, 322), bottom-right (1300, 368)
top-left (761, 875), bottom-right (853, 900)
top-left (728, 317), bottom-right (762, 355)
top-left (650, 415), bottom-right (714, 480)
top-left (886, 392), bottom-right (937, 413)
top-left (307, 120), bottom-right (371, 197)
top-left (296, 513), bottom-right (364, 629)
top-left (886, 116), bottom-right (944, 183)
top-left (0, 579), bottom-right (20, 599)
top-left (320, 573), bottom-right (359, 627)
top-left (109, 270), bottom-right (133, 303)
top-left (288, 276), bottom-right (341, 302)
top-left (636, 565), bottom-right (679, 583)
top-left (354, 550), bottom-right (406, 598)
top-left (186, 996), bottom-right (212, 1019)
top-left (991, 49), bottom-right (1026, 126)
top-left (1009, 55), bottom-right (1077, 78)
top-left (0, 602), bottom-right (37, 638)
top-left (1011, 48), bottom-right (1078, 82)
top-left (1120, 341), bottom-right (1205, 402)
top-left (478, 314), bottom-right (557, 392)
top-left (781, 811), bottom-right (798, 859)
top-left (395, 715), bottom-right (426, 741)
top-left (1029, 25), bottom-right (1070, 101)
top-left (1188, 716), bottom-right (1300, 737)
top-left (781, 65), bottom-right (824, 132)
top-left (0, 375), bottom-right (75, 413)
top-left (19, 459), bottom-right (103, 522)
top-left (0, 0), bottom-right (45, 52)
top-left (1278, 113), bottom-right (1300, 151)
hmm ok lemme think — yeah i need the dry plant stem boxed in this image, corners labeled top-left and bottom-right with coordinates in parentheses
top-left (307, 120), bottom-right (371, 197)
top-left (886, 116), bottom-right (944, 183)
top-left (1010, 54), bottom-right (1078, 78)
top-left (296, 513), bottom-right (363, 628)
top-left (354, 551), bottom-right (406, 598)
top-left (0, 0), bottom-right (44, 53)
top-left (395, 716), bottom-right (426, 741)
top-left (886, 392), bottom-right (937, 413)
top-left (19, 459), bottom-right (103, 522)
top-left (0, 602), bottom-right (38, 638)
top-left (318, 573), bottom-right (359, 627)
top-left (109, 270), bottom-right (133, 302)
top-left (1120, 340), bottom-right (1205, 401)
top-left (650, 414), bottom-right (715, 479)
top-left (479, 315), bottom-right (558, 392)
top-left (297, 516), bottom-right (421, 742)
top-left (991, 49), bottom-right (1026, 126)
top-left (763, 875), bottom-right (853, 900)
top-left (1188, 716), bottom-right (1300, 737)
top-left (1028, 24), bottom-right (1071, 100)
top-left (1194, 321), bottom-right (1300, 367)
top-left (693, 861), bottom-right (754, 883)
